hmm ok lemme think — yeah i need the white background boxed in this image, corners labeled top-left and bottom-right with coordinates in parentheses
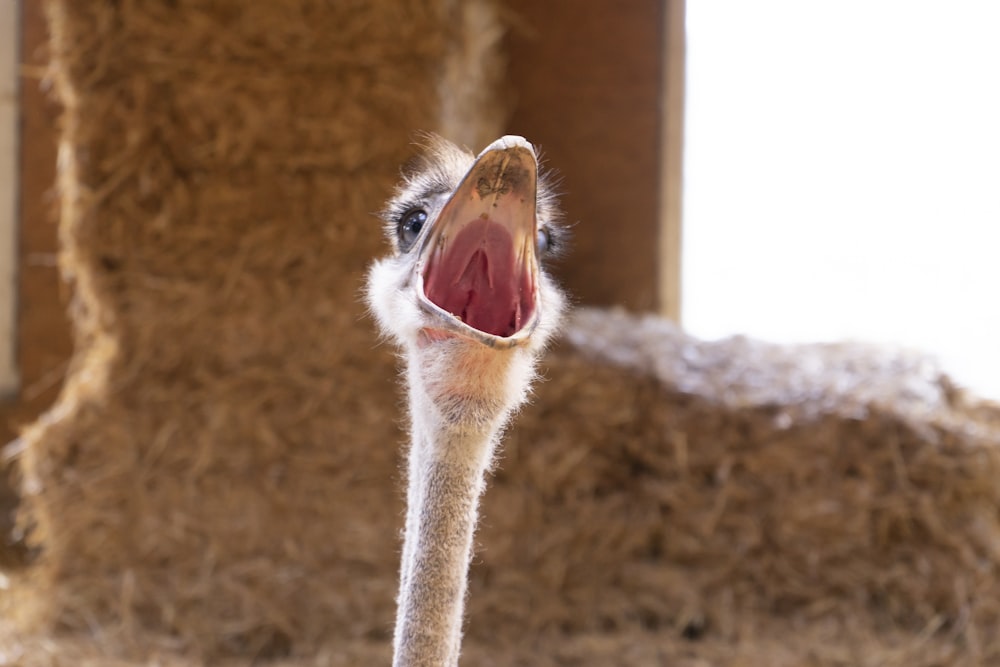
top-left (683, 0), bottom-right (1000, 400)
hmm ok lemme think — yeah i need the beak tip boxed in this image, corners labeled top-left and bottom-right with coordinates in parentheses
top-left (481, 135), bottom-right (536, 159)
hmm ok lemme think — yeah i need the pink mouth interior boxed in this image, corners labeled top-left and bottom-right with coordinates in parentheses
top-left (423, 218), bottom-right (535, 338)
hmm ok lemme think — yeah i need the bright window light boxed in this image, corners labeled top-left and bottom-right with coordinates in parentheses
top-left (683, 0), bottom-right (1000, 400)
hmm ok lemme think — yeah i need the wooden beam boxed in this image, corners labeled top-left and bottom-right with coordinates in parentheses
top-left (659, 0), bottom-right (686, 322)
top-left (3, 0), bottom-right (70, 440)
top-left (0, 0), bottom-right (19, 396)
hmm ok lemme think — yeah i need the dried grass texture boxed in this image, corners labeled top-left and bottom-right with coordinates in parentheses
top-left (479, 312), bottom-right (1000, 652)
top-left (6, 303), bottom-right (1000, 665)
top-left (5, 1), bottom-right (1000, 666)
top-left (9, 0), bottom-right (495, 659)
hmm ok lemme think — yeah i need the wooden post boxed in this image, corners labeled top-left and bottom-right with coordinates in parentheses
top-left (659, 0), bottom-right (686, 322)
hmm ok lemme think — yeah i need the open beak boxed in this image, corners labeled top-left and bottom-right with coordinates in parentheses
top-left (415, 136), bottom-right (540, 348)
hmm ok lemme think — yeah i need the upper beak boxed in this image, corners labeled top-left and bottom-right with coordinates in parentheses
top-left (415, 136), bottom-right (540, 348)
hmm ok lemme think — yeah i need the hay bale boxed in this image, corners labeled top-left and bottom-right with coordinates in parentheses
top-left (472, 310), bottom-right (1000, 659)
top-left (5, 1), bottom-right (1000, 665)
top-left (7, 305), bottom-right (1000, 666)
top-left (8, 0), bottom-right (500, 660)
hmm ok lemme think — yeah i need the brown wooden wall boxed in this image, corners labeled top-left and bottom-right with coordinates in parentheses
top-left (504, 0), bottom-right (665, 311)
top-left (0, 1), bottom-right (69, 562)
top-left (2, 0), bottom-right (68, 442)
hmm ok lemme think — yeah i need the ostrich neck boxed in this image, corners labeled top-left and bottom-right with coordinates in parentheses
top-left (393, 341), bottom-right (531, 667)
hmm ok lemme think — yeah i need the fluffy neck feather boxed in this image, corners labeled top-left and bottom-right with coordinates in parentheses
top-left (393, 338), bottom-right (535, 667)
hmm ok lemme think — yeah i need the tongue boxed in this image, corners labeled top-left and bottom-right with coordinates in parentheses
top-left (424, 218), bottom-right (532, 337)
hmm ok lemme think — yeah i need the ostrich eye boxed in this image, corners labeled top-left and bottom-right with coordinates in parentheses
top-left (536, 227), bottom-right (553, 255)
top-left (397, 209), bottom-right (427, 252)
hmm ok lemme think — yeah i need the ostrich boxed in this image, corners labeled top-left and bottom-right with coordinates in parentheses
top-left (366, 135), bottom-right (566, 666)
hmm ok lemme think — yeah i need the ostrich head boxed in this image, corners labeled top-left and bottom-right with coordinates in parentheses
top-left (367, 135), bottom-right (566, 426)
